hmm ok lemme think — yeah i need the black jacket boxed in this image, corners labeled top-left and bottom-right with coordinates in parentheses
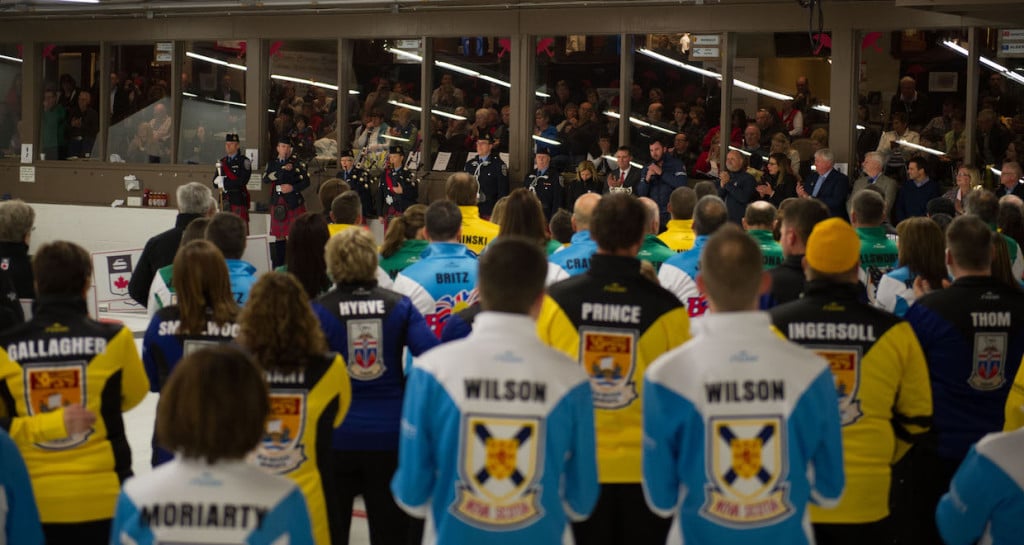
top-left (0, 241), bottom-right (34, 300)
top-left (128, 213), bottom-right (204, 306)
top-left (767, 253), bottom-right (806, 308)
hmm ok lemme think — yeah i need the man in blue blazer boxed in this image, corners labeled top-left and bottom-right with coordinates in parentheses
top-left (797, 148), bottom-right (850, 219)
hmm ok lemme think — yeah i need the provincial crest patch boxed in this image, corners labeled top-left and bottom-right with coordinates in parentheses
top-left (251, 391), bottom-right (308, 474)
top-left (347, 319), bottom-right (385, 380)
top-left (452, 414), bottom-right (543, 530)
top-left (23, 361), bottom-right (91, 449)
top-left (969, 332), bottom-right (1007, 391)
top-left (809, 345), bottom-right (864, 426)
top-left (702, 415), bottom-right (792, 528)
top-left (579, 327), bottom-right (638, 409)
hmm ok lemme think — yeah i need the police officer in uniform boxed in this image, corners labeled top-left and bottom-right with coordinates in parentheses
top-left (213, 133), bottom-right (252, 227)
top-left (263, 136), bottom-right (310, 267)
top-left (336, 148), bottom-right (375, 219)
top-left (526, 149), bottom-right (563, 221)
top-left (377, 145), bottom-right (419, 226)
top-left (463, 132), bottom-right (508, 218)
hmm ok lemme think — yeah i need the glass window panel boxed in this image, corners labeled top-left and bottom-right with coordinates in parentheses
top-left (729, 33), bottom-right (830, 188)
top-left (350, 38), bottom-right (422, 174)
top-left (860, 30), bottom-right (967, 191)
top-left (971, 28), bottom-right (1023, 183)
top-left (178, 40), bottom-right (247, 165)
top-left (108, 43), bottom-right (174, 164)
top-left (632, 32), bottom-right (716, 177)
top-left (426, 37), bottom-right (510, 172)
top-left (267, 40), bottom-right (338, 172)
top-left (0, 44), bottom-right (22, 158)
top-left (40, 44), bottom-right (99, 161)
top-left (534, 34), bottom-right (619, 174)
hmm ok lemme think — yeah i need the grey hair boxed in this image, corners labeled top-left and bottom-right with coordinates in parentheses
top-left (0, 199), bottom-right (35, 242)
top-left (864, 151), bottom-right (883, 168)
top-left (177, 182), bottom-right (214, 214)
top-left (814, 148), bottom-right (835, 165)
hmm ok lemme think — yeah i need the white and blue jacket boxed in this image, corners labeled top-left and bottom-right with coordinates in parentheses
top-left (0, 429), bottom-right (43, 545)
top-left (393, 242), bottom-right (479, 339)
top-left (657, 234), bottom-right (709, 317)
top-left (110, 458), bottom-right (314, 545)
top-left (391, 312), bottom-right (599, 545)
top-left (643, 312), bottom-right (844, 545)
top-left (937, 429), bottom-right (1024, 545)
top-left (546, 230), bottom-right (598, 286)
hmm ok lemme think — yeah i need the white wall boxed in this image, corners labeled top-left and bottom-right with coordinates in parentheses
top-left (27, 202), bottom-right (384, 255)
top-left (28, 203), bottom-right (272, 255)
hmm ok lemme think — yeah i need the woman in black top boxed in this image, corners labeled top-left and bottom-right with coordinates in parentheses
top-left (758, 152), bottom-right (800, 206)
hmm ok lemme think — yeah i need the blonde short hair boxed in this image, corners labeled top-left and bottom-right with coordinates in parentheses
top-left (326, 227), bottom-right (378, 284)
top-left (0, 200), bottom-right (35, 242)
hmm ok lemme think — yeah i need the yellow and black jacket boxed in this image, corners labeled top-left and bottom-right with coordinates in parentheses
top-left (537, 254), bottom-right (690, 483)
top-left (770, 281), bottom-right (932, 524)
top-left (249, 353), bottom-right (351, 545)
top-left (0, 295), bottom-right (149, 523)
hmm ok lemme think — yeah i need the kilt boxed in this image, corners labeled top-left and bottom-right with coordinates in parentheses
top-left (226, 203), bottom-right (250, 224)
top-left (270, 204), bottom-right (306, 238)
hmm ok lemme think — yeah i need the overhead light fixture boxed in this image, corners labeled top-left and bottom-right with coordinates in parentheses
top-left (388, 100), bottom-right (467, 121)
top-left (271, 74), bottom-right (338, 92)
top-left (386, 47), bottom-right (547, 98)
top-left (532, 135), bottom-right (562, 146)
top-left (603, 110), bottom-right (675, 135)
top-left (896, 139), bottom-right (946, 157)
top-left (637, 48), bottom-right (794, 102)
top-left (602, 154), bottom-right (644, 169)
top-left (186, 51), bottom-right (246, 72)
top-left (942, 40), bottom-right (1024, 86)
top-left (382, 134), bottom-right (411, 142)
top-left (0, 54), bottom-right (22, 64)
top-left (182, 92), bottom-right (246, 108)
top-left (52, 0), bottom-right (99, 3)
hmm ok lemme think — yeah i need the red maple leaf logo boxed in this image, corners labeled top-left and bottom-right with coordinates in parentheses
top-left (114, 276), bottom-right (129, 290)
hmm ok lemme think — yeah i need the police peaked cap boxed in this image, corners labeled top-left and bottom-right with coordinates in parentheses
top-left (225, 133), bottom-right (240, 143)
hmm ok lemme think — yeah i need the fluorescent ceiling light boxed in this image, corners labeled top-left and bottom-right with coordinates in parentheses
top-left (812, 104), bottom-right (831, 113)
top-left (896, 139), bottom-right (946, 157)
top-left (271, 74), bottom-right (338, 91)
top-left (729, 146), bottom-right (751, 157)
top-left (186, 51), bottom-right (246, 72)
top-left (0, 54), bottom-right (22, 64)
top-left (382, 134), bottom-right (411, 142)
top-left (603, 110), bottom-right (675, 135)
top-left (183, 91), bottom-right (246, 107)
top-left (943, 40), bottom-right (1024, 86)
top-left (388, 99), bottom-right (467, 120)
top-left (601, 155), bottom-right (644, 169)
top-left (532, 135), bottom-right (562, 146)
top-left (386, 47), bottom-right (546, 98)
top-left (637, 48), bottom-right (794, 102)
top-left (52, 0), bottom-right (99, 3)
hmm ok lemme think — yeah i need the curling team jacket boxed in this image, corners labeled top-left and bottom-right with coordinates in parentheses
top-left (770, 281), bottom-right (932, 524)
top-left (141, 306), bottom-right (240, 465)
top-left (644, 312), bottom-right (844, 544)
top-left (657, 218), bottom-right (696, 252)
top-left (0, 429), bottom-right (44, 544)
top-left (856, 226), bottom-right (898, 304)
top-left (379, 239), bottom-right (429, 280)
top-left (312, 281), bottom-right (439, 451)
top-left (393, 242), bottom-right (479, 339)
top-left (391, 312), bottom-right (599, 544)
top-left (547, 230), bottom-right (598, 285)
top-left (247, 353), bottom-right (351, 545)
top-left (537, 254), bottom-right (691, 483)
top-left (937, 429), bottom-right (1024, 545)
top-left (903, 277), bottom-right (1024, 458)
top-left (111, 458), bottom-right (314, 545)
top-left (658, 234), bottom-right (710, 317)
top-left (0, 295), bottom-right (149, 523)
top-left (457, 206), bottom-right (500, 255)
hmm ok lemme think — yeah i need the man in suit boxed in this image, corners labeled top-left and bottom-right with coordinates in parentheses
top-left (718, 150), bottom-right (758, 225)
top-left (995, 161), bottom-right (1024, 200)
top-left (638, 139), bottom-right (688, 232)
top-left (798, 148), bottom-right (850, 219)
top-left (852, 151), bottom-right (898, 218)
top-left (606, 146), bottom-right (641, 194)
